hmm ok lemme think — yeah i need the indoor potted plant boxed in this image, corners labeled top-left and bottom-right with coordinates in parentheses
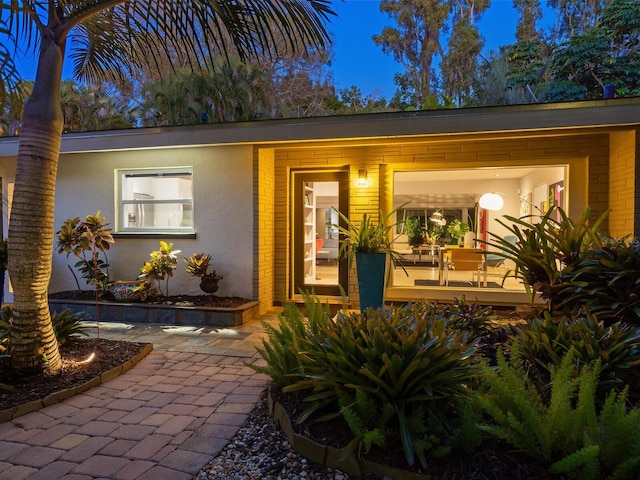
top-left (404, 214), bottom-right (425, 247)
top-left (185, 253), bottom-right (223, 294)
top-left (447, 220), bottom-right (470, 246)
top-left (332, 206), bottom-right (405, 311)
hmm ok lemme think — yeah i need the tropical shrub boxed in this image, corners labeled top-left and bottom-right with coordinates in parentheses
top-left (411, 296), bottom-right (493, 337)
top-left (477, 350), bottom-right (640, 480)
top-left (558, 237), bottom-right (640, 325)
top-left (0, 306), bottom-right (11, 354)
top-left (507, 312), bottom-right (640, 401)
top-left (138, 241), bottom-right (181, 297)
top-left (51, 309), bottom-right (89, 344)
top-left (484, 206), bottom-right (607, 307)
top-left (283, 303), bottom-right (481, 468)
top-left (56, 211), bottom-right (115, 290)
top-left (410, 297), bottom-right (511, 363)
top-left (0, 306), bottom-right (87, 348)
top-left (251, 293), bottom-right (331, 388)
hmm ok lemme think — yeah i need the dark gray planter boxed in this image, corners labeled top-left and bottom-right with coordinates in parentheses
top-left (49, 298), bottom-right (259, 327)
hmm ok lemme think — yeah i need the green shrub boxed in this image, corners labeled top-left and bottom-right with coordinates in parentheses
top-left (558, 237), bottom-right (640, 325)
top-left (56, 211), bottom-right (115, 290)
top-left (138, 241), bottom-right (181, 297)
top-left (507, 312), bottom-right (640, 400)
top-left (411, 296), bottom-right (493, 336)
top-left (52, 309), bottom-right (89, 344)
top-left (250, 292), bottom-right (331, 388)
top-left (0, 306), bottom-right (11, 354)
top-left (284, 304), bottom-right (481, 468)
top-left (483, 206), bottom-right (607, 307)
top-left (477, 350), bottom-right (640, 480)
top-left (0, 307), bottom-right (87, 348)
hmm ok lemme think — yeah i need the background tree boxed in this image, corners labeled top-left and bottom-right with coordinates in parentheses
top-left (140, 57), bottom-right (271, 126)
top-left (373, 0), bottom-right (451, 108)
top-left (60, 81), bottom-right (133, 132)
top-left (514, 0), bottom-right (543, 41)
top-left (440, 0), bottom-right (489, 106)
top-left (548, 0), bottom-right (611, 39)
top-left (545, 0), bottom-right (640, 101)
top-left (0, 0), bottom-right (334, 375)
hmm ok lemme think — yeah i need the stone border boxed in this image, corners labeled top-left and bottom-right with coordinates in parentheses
top-left (0, 343), bottom-right (153, 423)
top-left (267, 390), bottom-right (432, 480)
top-left (49, 298), bottom-right (260, 327)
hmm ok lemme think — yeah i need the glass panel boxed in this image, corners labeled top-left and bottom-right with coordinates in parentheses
top-left (303, 181), bottom-right (340, 287)
top-left (392, 166), bottom-right (567, 291)
top-left (118, 169), bottom-right (193, 232)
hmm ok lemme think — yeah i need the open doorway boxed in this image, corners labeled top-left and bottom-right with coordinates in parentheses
top-left (292, 171), bottom-right (348, 297)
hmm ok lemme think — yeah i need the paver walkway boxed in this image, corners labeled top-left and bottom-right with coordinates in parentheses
top-left (0, 317), bottom-right (274, 480)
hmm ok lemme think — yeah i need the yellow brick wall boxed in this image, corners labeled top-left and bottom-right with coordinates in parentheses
top-left (255, 148), bottom-right (275, 314)
top-left (609, 130), bottom-right (638, 238)
top-left (270, 133), bottom-right (611, 308)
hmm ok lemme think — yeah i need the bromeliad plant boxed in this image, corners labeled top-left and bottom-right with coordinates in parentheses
top-left (281, 301), bottom-right (481, 468)
top-left (482, 206), bottom-right (607, 308)
top-left (138, 241), bottom-right (181, 297)
top-left (56, 211), bottom-right (115, 291)
top-left (507, 311), bottom-right (640, 401)
top-left (557, 237), bottom-right (640, 325)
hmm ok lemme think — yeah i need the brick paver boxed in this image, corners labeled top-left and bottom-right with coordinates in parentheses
top-left (0, 317), bottom-right (273, 479)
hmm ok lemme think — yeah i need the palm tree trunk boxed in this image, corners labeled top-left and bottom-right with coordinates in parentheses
top-left (8, 35), bottom-right (65, 375)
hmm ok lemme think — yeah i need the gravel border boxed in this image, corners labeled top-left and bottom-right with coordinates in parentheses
top-left (194, 392), bottom-right (370, 480)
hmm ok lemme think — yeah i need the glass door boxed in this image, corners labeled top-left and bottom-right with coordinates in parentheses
top-left (292, 171), bottom-right (348, 296)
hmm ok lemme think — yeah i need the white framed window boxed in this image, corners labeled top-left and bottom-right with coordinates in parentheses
top-left (115, 167), bottom-right (194, 234)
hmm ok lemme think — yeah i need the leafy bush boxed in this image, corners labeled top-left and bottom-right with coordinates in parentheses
top-left (507, 312), bottom-right (640, 400)
top-left (283, 303), bottom-right (481, 468)
top-left (250, 293), bottom-right (331, 388)
top-left (52, 309), bottom-right (89, 344)
top-left (0, 307), bottom-right (87, 349)
top-left (477, 350), bottom-right (640, 480)
top-left (558, 237), bottom-right (640, 324)
top-left (138, 241), bottom-right (181, 296)
top-left (411, 296), bottom-right (493, 337)
top-left (0, 306), bottom-right (11, 354)
top-left (484, 206), bottom-right (607, 307)
top-left (56, 211), bottom-right (115, 290)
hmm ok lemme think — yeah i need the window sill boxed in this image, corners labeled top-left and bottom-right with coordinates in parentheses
top-left (113, 232), bottom-right (197, 239)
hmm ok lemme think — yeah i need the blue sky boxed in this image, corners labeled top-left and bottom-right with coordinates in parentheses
top-left (13, 0), bottom-right (529, 99)
top-left (331, 0), bottom-right (523, 99)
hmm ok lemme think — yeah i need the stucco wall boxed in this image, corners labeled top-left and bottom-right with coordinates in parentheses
top-left (52, 144), bottom-right (255, 300)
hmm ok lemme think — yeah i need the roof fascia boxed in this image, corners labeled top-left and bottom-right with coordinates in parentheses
top-left (1, 99), bottom-right (639, 156)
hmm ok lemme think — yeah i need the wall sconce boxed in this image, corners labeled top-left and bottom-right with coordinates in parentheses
top-left (357, 169), bottom-right (368, 187)
top-left (478, 192), bottom-right (504, 211)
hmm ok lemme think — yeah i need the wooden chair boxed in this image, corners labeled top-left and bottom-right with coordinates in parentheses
top-left (442, 248), bottom-right (486, 287)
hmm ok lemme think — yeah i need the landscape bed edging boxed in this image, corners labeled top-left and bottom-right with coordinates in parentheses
top-left (49, 298), bottom-right (260, 327)
top-left (267, 389), bottom-right (432, 480)
top-left (0, 343), bottom-right (153, 423)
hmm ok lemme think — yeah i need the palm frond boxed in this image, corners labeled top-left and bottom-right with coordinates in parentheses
top-left (62, 0), bottom-right (335, 84)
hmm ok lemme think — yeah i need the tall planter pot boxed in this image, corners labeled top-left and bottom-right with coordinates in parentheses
top-left (355, 252), bottom-right (388, 311)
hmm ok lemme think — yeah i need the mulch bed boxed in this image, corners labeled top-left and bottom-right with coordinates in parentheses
top-left (49, 289), bottom-right (251, 308)
top-left (0, 337), bottom-right (150, 411)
